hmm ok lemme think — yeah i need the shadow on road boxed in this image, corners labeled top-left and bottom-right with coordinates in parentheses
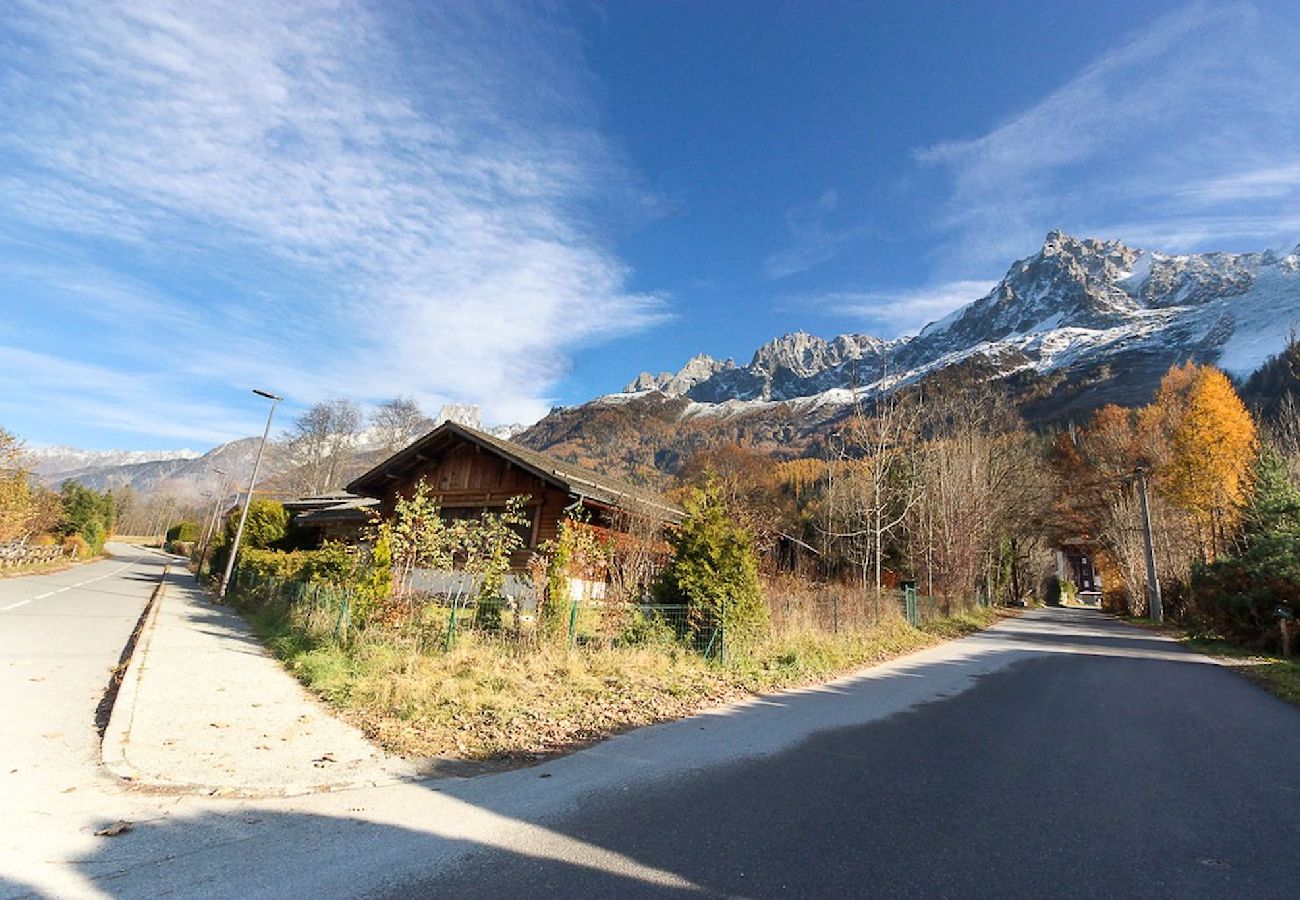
top-left (21, 605), bottom-right (1300, 898)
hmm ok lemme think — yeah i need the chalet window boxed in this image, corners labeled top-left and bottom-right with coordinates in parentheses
top-left (441, 505), bottom-right (536, 547)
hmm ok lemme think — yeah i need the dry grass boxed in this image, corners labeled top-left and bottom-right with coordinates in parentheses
top-left (247, 589), bottom-right (1002, 761)
top-left (1182, 635), bottom-right (1300, 707)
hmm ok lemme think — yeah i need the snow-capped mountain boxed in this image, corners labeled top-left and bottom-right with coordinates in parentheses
top-left (618, 231), bottom-right (1300, 412)
top-left (27, 446), bottom-right (200, 479)
top-left (44, 403), bottom-right (524, 500)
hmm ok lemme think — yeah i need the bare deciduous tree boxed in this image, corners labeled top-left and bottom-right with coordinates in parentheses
top-left (372, 396), bottom-right (433, 454)
top-left (821, 388), bottom-right (923, 603)
top-left (284, 398), bottom-right (362, 495)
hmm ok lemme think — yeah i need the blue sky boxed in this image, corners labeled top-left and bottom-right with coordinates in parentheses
top-left (2, 1), bottom-right (1299, 451)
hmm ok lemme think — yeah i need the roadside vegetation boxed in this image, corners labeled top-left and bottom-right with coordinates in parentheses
top-left (220, 468), bottom-right (1004, 760)
top-left (0, 424), bottom-right (128, 568)
top-left (234, 573), bottom-right (999, 760)
top-left (1057, 343), bottom-right (1300, 664)
top-left (1184, 634), bottom-right (1300, 706)
top-left (88, 342), bottom-right (1300, 756)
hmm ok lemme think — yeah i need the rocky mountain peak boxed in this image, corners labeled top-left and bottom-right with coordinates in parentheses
top-left (623, 353), bottom-right (732, 395)
top-left (610, 234), bottom-right (1299, 412)
top-left (750, 331), bottom-right (833, 377)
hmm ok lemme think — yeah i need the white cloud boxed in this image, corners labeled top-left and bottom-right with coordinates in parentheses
top-left (0, 0), bottom-right (667, 441)
top-left (0, 345), bottom-right (265, 445)
top-left (763, 189), bottom-right (871, 279)
top-left (799, 280), bottom-right (996, 337)
top-left (916, 2), bottom-right (1300, 266)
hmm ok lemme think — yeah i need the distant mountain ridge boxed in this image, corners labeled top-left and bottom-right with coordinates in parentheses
top-left (511, 232), bottom-right (1300, 484)
top-left (42, 233), bottom-right (1300, 498)
top-left (618, 231), bottom-right (1300, 410)
top-left (27, 446), bottom-right (199, 479)
top-left (42, 405), bottom-right (524, 501)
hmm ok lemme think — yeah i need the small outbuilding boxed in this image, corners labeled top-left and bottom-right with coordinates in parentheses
top-left (283, 493), bottom-right (380, 546)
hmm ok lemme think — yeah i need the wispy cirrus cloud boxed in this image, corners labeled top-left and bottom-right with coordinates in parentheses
top-left (916, 1), bottom-right (1300, 268)
top-left (792, 279), bottom-right (996, 337)
top-left (0, 0), bottom-right (667, 444)
top-left (763, 189), bottom-right (871, 279)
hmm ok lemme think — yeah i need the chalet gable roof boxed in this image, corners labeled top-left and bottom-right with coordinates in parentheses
top-left (346, 421), bottom-right (683, 522)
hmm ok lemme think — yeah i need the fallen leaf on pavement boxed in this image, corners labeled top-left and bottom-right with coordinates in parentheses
top-left (95, 821), bottom-right (133, 837)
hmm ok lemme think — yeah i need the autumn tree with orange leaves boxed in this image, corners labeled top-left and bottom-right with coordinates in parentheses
top-left (1156, 366), bottom-right (1256, 560)
top-left (1053, 363), bottom-right (1258, 614)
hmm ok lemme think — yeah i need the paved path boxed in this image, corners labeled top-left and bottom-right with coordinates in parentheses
top-left (103, 565), bottom-right (413, 795)
top-left (5, 589), bottom-right (1300, 897)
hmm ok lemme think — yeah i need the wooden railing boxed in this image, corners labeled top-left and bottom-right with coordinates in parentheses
top-left (0, 541), bottom-right (66, 568)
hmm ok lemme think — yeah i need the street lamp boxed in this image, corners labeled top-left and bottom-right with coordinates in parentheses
top-left (218, 389), bottom-right (283, 600)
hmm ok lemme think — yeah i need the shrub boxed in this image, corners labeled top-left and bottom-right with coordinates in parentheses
top-left (353, 532), bottom-right (393, 628)
top-left (1192, 450), bottom-right (1300, 647)
top-left (655, 480), bottom-right (768, 651)
top-left (166, 521), bottom-right (201, 543)
top-left (239, 498), bottom-right (288, 549)
top-left (62, 534), bottom-right (91, 559)
top-left (232, 542), bottom-right (394, 631)
top-left (616, 607), bottom-right (678, 649)
top-left (238, 548), bottom-right (314, 582)
top-left (80, 518), bottom-right (106, 555)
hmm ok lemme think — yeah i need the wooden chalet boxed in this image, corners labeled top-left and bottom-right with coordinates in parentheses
top-left (346, 422), bottom-right (683, 566)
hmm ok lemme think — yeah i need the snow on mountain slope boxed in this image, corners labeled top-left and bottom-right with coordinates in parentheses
top-left (616, 232), bottom-right (1300, 415)
top-left (27, 445), bottom-right (199, 478)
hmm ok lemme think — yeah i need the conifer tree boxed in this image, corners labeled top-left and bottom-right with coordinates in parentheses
top-left (657, 480), bottom-right (768, 650)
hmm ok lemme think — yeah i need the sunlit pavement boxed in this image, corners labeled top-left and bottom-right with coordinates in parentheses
top-left (4, 576), bottom-right (1299, 898)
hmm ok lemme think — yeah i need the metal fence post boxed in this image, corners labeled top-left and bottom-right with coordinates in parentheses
top-left (446, 598), bottom-right (460, 651)
top-left (568, 597), bottom-right (580, 648)
top-left (719, 594), bottom-right (726, 664)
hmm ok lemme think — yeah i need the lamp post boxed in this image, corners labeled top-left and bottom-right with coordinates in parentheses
top-left (218, 389), bottom-right (282, 600)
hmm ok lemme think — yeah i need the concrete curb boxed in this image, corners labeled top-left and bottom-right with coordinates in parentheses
top-left (100, 566), bottom-right (169, 786)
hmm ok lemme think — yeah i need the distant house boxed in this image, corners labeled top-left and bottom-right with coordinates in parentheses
top-left (283, 492), bottom-right (379, 546)
top-left (345, 421), bottom-right (683, 569)
top-left (1055, 539), bottom-right (1102, 603)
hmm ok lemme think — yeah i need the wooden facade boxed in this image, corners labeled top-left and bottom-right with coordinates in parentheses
top-left (378, 441), bottom-right (569, 552)
top-left (347, 422), bottom-right (682, 569)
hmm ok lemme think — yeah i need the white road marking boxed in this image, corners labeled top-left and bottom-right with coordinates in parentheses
top-left (0, 558), bottom-right (151, 613)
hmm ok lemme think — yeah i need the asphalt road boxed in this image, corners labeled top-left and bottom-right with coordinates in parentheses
top-left (0, 545), bottom-right (169, 777)
top-left (404, 609), bottom-right (1300, 898)
top-left (0, 544), bottom-right (175, 897)
top-left (4, 569), bottom-right (1299, 898)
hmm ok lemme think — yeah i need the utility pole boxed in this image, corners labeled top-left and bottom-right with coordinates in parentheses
top-left (218, 390), bottom-right (282, 600)
top-left (197, 468), bottom-right (228, 574)
top-left (1135, 467), bottom-right (1163, 623)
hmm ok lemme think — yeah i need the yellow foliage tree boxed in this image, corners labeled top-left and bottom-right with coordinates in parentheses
top-left (1157, 366), bottom-right (1257, 559)
top-left (0, 426), bottom-right (38, 542)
